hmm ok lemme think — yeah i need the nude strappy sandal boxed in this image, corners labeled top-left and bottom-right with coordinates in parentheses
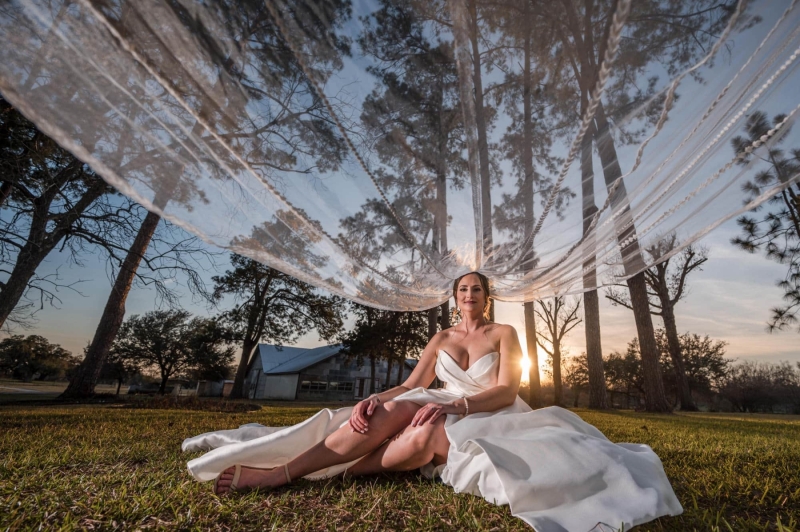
top-left (213, 463), bottom-right (292, 495)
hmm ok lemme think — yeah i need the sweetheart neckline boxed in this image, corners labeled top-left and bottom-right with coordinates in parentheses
top-left (438, 349), bottom-right (499, 373)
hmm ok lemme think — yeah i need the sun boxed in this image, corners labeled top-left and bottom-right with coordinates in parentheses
top-left (520, 355), bottom-right (531, 383)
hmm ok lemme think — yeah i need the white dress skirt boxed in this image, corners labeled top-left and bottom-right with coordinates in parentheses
top-left (182, 351), bottom-right (683, 532)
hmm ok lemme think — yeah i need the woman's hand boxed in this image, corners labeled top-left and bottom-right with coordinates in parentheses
top-left (411, 401), bottom-right (464, 426)
top-left (349, 395), bottom-right (381, 433)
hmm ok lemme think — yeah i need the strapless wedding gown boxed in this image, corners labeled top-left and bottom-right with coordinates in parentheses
top-left (183, 351), bottom-right (683, 531)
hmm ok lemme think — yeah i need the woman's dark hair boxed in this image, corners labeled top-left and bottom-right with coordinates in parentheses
top-left (452, 272), bottom-right (492, 320)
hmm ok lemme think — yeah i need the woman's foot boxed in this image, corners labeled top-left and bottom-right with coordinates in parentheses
top-left (214, 464), bottom-right (291, 495)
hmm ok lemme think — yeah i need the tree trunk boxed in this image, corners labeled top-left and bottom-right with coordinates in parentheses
top-left (116, 379), bottom-right (122, 395)
top-left (581, 123), bottom-right (608, 409)
top-left (385, 354), bottom-right (394, 389)
top-left (524, 302), bottom-right (542, 407)
top-left (428, 307), bottom-right (438, 339)
top-left (395, 357), bottom-right (404, 387)
top-left (661, 303), bottom-right (698, 411)
top-left (626, 273), bottom-right (672, 411)
top-left (61, 209), bottom-right (161, 398)
top-left (593, 103), bottom-right (647, 274)
top-left (553, 344), bottom-right (563, 406)
top-left (594, 103), bottom-right (670, 412)
top-left (467, 0), bottom-right (493, 256)
top-left (583, 290), bottom-right (608, 408)
top-left (229, 272), bottom-right (275, 399)
top-left (440, 301), bottom-right (451, 330)
top-left (0, 241), bottom-right (51, 328)
top-left (573, 390), bottom-right (580, 408)
top-left (231, 337), bottom-right (256, 399)
top-left (431, 74), bottom-right (450, 340)
top-left (0, 181), bottom-right (11, 207)
top-left (158, 373), bottom-right (169, 395)
top-left (369, 355), bottom-right (377, 394)
top-left (520, 25), bottom-right (543, 409)
top-left (230, 298), bottom-right (263, 400)
top-left (433, 75), bottom-right (449, 263)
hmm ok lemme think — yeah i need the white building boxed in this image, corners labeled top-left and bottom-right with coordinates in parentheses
top-left (245, 343), bottom-right (416, 401)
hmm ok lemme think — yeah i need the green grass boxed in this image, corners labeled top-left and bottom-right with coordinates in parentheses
top-left (0, 403), bottom-right (798, 531)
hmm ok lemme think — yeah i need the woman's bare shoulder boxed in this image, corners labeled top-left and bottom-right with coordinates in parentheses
top-left (431, 328), bottom-right (457, 345)
top-left (487, 322), bottom-right (518, 337)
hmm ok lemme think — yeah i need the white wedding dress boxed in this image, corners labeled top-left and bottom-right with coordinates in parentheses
top-left (183, 350), bottom-right (683, 531)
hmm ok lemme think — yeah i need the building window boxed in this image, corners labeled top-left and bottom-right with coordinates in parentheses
top-left (329, 381), bottom-right (354, 393)
top-left (300, 380), bottom-right (327, 393)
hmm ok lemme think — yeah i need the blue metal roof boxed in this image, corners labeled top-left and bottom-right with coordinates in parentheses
top-left (256, 343), bottom-right (421, 375)
top-left (257, 343), bottom-right (344, 375)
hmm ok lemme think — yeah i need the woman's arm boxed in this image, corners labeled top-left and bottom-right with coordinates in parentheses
top-left (412, 325), bottom-right (523, 426)
top-left (349, 331), bottom-right (442, 431)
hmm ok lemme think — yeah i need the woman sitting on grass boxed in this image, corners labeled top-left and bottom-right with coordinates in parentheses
top-left (183, 272), bottom-right (683, 531)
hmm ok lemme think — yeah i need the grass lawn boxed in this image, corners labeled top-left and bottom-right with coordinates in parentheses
top-left (0, 402), bottom-right (798, 531)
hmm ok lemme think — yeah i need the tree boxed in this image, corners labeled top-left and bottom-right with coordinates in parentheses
top-left (62, 209), bottom-right (164, 399)
top-left (340, 304), bottom-right (429, 393)
top-left (0, 334), bottom-right (78, 381)
top-left (1, 97), bottom-right (218, 397)
top-left (656, 330), bottom-right (728, 401)
top-left (563, 353), bottom-right (591, 407)
top-left (606, 234), bottom-right (708, 410)
top-left (212, 253), bottom-right (345, 399)
top-left (534, 296), bottom-right (582, 405)
top-left (112, 310), bottom-right (235, 394)
top-left (610, 331), bottom-right (727, 409)
top-left (63, 0), bottom-right (355, 399)
top-left (60, 205), bottom-right (219, 399)
top-left (487, 0), bottom-right (568, 408)
top-left (447, 0), bottom-right (500, 256)
top-left (384, 311), bottom-right (429, 387)
top-left (580, 123), bottom-right (609, 410)
top-left (340, 305), bottom-right (383, 395)
top-left (719, 361), bottom-right (800, 414)
top-left (541, 0), bottom-right (738, 412)
top-left (0, 98), bottom-right (120, 329)
top-left (604, 340), bottom-right (646, 409)
top-left (98, 346), bottom-right (140, 395)
top-left (730, 111), bottom-right (800, 333)
top-left (355, 0), bottom-right (465, 325)
top-left (182, 317), bottom-right (237, 383)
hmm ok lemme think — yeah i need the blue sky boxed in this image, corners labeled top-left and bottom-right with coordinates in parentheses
top-left (1, 0), bottom-right (798, 380)
top-left (5, 212), bottom-right (797, 380)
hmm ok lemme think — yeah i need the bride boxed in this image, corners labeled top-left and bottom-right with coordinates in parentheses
top-left (183, 272), bottom-right (683, 531)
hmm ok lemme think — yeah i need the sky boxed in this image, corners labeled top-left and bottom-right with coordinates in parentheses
top-left (1, 1), bottom-right (798, 381)
top-left (4, 211), bottom-right (797, 383)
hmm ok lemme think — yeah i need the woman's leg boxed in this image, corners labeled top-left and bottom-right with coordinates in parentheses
top-left (345, 416), bottom-right (450, 476)
top-left (215, 400), bottom-right (420, 494)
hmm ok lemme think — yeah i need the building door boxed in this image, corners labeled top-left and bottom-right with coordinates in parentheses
top-left (355, 378), bottom-right (365, 399)
top-left (249, 372), bottom-right (260, 399)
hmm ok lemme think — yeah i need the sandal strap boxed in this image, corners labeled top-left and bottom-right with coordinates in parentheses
top-left (230, 464), bottom-right (242, 491)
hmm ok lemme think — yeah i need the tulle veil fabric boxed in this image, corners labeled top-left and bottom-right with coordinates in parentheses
top-left (1, 0), bottom-right (800, 308)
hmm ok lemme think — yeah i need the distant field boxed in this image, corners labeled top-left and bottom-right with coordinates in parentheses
top-left (0, 403), bottom-right (797, 531)
top-left (0, 379), bottom-right (119, 397)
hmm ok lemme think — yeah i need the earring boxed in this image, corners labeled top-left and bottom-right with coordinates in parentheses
top-left (450, 306), bottom-right (462, 323)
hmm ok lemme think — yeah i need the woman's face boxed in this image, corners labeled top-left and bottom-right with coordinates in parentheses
top-left (457, 273), bottom-right (486, 315)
